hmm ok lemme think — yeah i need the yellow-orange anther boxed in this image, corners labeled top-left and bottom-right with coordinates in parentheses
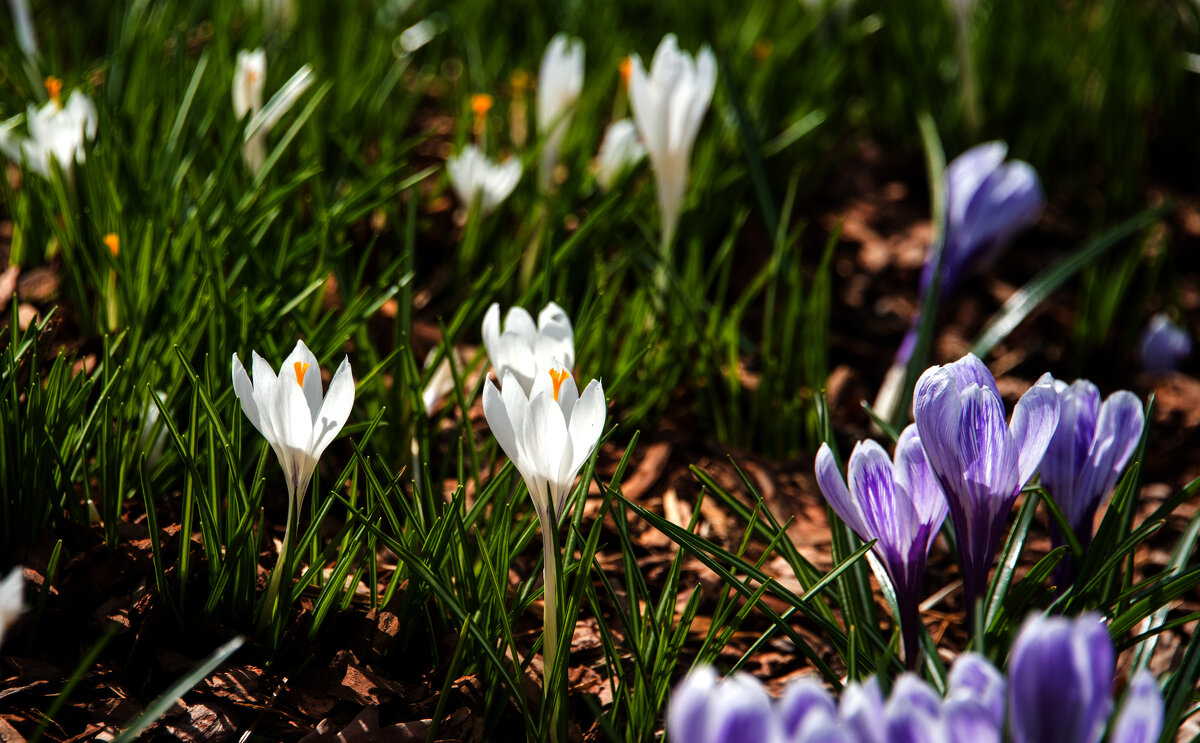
top-left (619, 58), bottom-right (632, 87)
top-left (548, 368), bottom-right (570, 402)
top-left (753, 39), bottom-right (774, 63)
top-left (45, 76), bottom-right (63, 105)
top-left (510, 70), bottom-right (529, 93)
top-left (294, 361), bottom-right (310, 387)
top-left (471, 93), bottom-right (494, 118)
top-left (104, 233), bottom-right (119, 256)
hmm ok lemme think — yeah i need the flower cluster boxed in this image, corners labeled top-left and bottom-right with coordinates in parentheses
top-left (669, 614), bottom-right (1162, 743)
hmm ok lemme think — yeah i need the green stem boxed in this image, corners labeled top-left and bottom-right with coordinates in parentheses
top-left (541, 522), bottom-right (561, 743)
top-left (257, 485), bottom-right (295, 635)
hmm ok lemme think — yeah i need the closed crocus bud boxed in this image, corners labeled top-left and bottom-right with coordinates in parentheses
top-left (925, 142), bottom-right (1045, 297)
top-left (913, 354), bottom-right (1060, 621)
top-left (1041, 380), bottom-right (1144, 584)
top-left (594, 118), bottom-right (646, 192)
top-left (480, 301), bottom-right (574, 396)
top-left (1008, 613), bottom-right (1114, 743)
top-left (839, 679), bottom-right (885, 743)
top-left (814, 425), bottom-right (947, 669)
top-left (778, 677), bottom-right (837, 740)
top-left (1108, 670), bottom-right (1164, 743)
top-left (629, 34), bottom-right (716, 251)
top-left (885, 675), bottom-right (949, 743)
top-left (1138, 313), bottom-right (1190, 373)
top-left (536, 34), bottom-right (584, 192)
top-left (667, 666), bottom-right (782, 743)
top-left (445, 144), bottom-right (522, 217)
top-left (0, 567), bottom-right (25, 647)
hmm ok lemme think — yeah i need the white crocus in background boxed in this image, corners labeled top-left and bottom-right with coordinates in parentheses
top-left (232, 50), bottom-right (314, 176)
top-left (594, 118), bottom-right (645, 192)
top-left (0, 566), bottom-right (24, 647)
top-left (0, 78), bottom-right (97, 181)
top-left (446, 144), bottom-right (522, 217)
top-left (629, 34), bottom-right (716, 253)
top-left (482, 366), bottom-right (605, 735)
top-left (7, 0), bottom-right (38, 61)
top-left (231, 339), bottom-right (354, 626)
top-left (233, 49), bottom-right (267, 173)
top-left (536, 34), bottom-right (584, 192)
top-left (481, 301), bottom-right (574, 395)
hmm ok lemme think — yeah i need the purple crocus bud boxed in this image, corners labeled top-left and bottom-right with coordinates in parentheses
top-left (921, 142), bottom-right (1045, 298)
top-left (667, 666), bottom-right (782, 743)
top-left (946, 652), bottom-right (1006, 727)
top-left (1109, 670), bottom-right (1164, 743)
top-left (815, 425), bottom-right (948, 669)
top-left (913, 354), bottom-right (1060, 621)
top-left (1041, 380), bottom-right (1144, 584)
top-left (779, 677), bottom-right (837, 739)
top-left (892, 143), bottom-right (1045, 371)
top-left (1138, 313), bottom-right (1190, 373)
top-left (839, 679), bottom-right (885, 743)
top-left (1008, 613), bottom-right (1114, 743)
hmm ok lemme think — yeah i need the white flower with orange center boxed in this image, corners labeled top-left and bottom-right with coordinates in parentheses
top-left (231, 339), bottom-right (354, 502)
top-left (0, 76), bottom-right (97, 181)
top-left (481, 301), bottom-right (574, 396)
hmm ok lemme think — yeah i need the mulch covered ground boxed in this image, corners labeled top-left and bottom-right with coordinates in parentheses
top-left (2, 143), bottom-right (1198, 741)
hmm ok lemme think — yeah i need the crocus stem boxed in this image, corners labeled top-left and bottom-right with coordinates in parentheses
top-left (257, 486), bottom-right (296, 635)
top-left (541, 522), bottom-right (562, 743)
top-left (898, 591), bottom-right (921, 671)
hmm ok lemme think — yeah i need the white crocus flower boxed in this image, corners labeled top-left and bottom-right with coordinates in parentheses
top-left (421, 347), bottom-right (464, 416)
top-left (481, 301), bottom-right (574, 395)
top-left (0, 566), bottom-right (24, 647)
top-left (483, 366), bottom-right (606, 702)
top-left (536, 34), bottom-right (584, 192)
top-left (231, 339), bottom-right (354, 503)
top-left (232, 50), bottom-right (313, 176)
top-left (446, 144), bottom-right (522, 217)
top-left (233, 49), bottom-right (268, 174)
top-left (629, 34), bottom-right (716, 251)
top-left (594, 118), bottom-right (646, 192)
top-left (0, 81), bottom-right (97, 181)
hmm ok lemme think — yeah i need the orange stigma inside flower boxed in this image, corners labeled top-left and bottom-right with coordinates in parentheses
top-left (294, 361), bottom-right (310, 387)
top-left (549, 368), bottom-right (570, 402)
top-left (44, 76), bottom-right (63, 105)
top-left (619, 58), bottom-right (632, 87)
top-left (104, 233), bottom-right (119, 256)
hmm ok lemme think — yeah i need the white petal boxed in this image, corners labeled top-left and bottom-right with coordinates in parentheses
top-left (281, 339), bottom-right (323, 422)
top-left (231, 353), bottom-right (264, 436)
top-left (527, 392), bottom-right (571, 512)
top-left (310, 355), bottom-right (354, 460)
top-left (565, 379), bottom-right (605, 484)
top-left (481, 303), bottom-right (502, 369)
top-left (484, 378), bottom-right (523, 468)
top-left (249, 351), bottom-right (280, 445)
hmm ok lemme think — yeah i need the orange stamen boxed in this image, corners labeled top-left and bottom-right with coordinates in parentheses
top-left (753, 39), bottom-right (774, 62)
top-left (510, 70), bottom-right (528, 93)
top-left (44, 76), bottom-right (63, 105)
top-left (294, 361), bottom-right (310, 387)
top-left (548, 368), bottom-right (570, 402)
top-left (471, 93), bottom-right (494, 118)
top-left (619, 58), bottom-right (632, 87)
top-left (104, 233), bottom-right (119, 256)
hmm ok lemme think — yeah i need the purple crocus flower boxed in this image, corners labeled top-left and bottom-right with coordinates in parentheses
top-left (815, 425), bottom-right (948, 669)
top-left (913, 354), bottom-right (1060, 621)
top-left (1138, 313), bottom-right (1190, 373)
top-left (1041, 380), bottom-right (1144, 585)
top-left (894, 143), bottom-right (1045, 368)
top-left (668, 666), bottom-right (781, 743)
top-left (1008, 613), bottom-right (1114, 743)
top-left (943, 653), bottom-right (1005, 743)
top-left (1109, 669), bottom-right (1164, 743)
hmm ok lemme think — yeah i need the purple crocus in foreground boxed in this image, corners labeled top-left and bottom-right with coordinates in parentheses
top-left (1109, 669), bottom-right (1165, 743)
top-left (1041, 380), bottom-right (1144, 585)
top-left (667, 666), bottom-right (780, 743)
top-left (1138, 313), bottom-right (1190, 373)
top-left (1008, 613), bottom-right (1113, 743)
top-left (913, 353), bottom-right (1060, 621)
top-left (815, 425), bottom-right (948, 668)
